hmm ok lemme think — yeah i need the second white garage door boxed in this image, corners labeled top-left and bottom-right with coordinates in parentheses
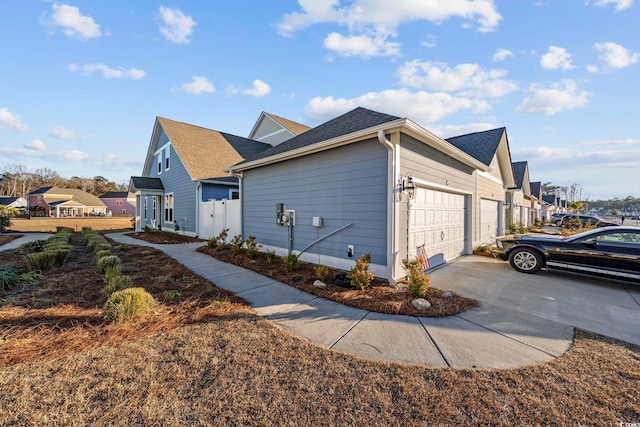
top-left (409, 188), bottom-right (467, 269)
top-left (480, 199), bottom-right (500, 244)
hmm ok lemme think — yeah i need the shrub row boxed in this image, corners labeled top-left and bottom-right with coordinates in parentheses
top-left (20, 228), bottom-right (74, 272)
top-left (83, 228), bottom-right (155, 323)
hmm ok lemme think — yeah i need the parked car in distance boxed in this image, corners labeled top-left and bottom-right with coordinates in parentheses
top-left (555, 214), bottom-right (618, 228)
top-left (492, 226), bottom-right (640, 285)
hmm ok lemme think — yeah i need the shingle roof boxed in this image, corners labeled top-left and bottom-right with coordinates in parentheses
top-left (130, 177), bottom-right (164, 191)
top-left (445, 127), bottom-right (506, 166)
top-left (28, 187), bottom-right (52, 195)
top-left (242, 107), bottom-right (401, 163)
top-left (530, 181), bottom-right (541, 198)
top-left (37, 187), bottom-right (105, 207)
top-left (156, 117), bottom-right (271, 181)
top-left (0, 197), bottom-right (18, 205)
top-left (100, 192), bottom-right (129, 199)
top-left (542, 194), bottom-right (557, 205)
top-left (511, 161), bottom-right (527, 189)
top-left (263, 112), bottom-right (311, 136)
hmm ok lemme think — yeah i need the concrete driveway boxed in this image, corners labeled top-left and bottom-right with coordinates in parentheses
top-left (430, 255), bottom-right (640, 346)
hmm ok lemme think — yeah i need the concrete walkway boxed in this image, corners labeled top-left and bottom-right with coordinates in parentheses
top-left (98, 232), bottom-right (573, 369)
top-left (0, 233), bottom-right (53, 251)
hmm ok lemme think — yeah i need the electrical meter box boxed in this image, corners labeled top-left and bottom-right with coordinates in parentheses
top-left (276, 203), bottom-right (285, 225)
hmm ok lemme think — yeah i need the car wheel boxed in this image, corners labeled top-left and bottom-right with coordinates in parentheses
top-left (508, 248), bottom-right (543, 274)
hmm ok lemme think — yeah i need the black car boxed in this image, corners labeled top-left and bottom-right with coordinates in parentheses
top-left (492, 226), bottom-right (640, 284)
top-left (555, 214), bottom-right (618, 228)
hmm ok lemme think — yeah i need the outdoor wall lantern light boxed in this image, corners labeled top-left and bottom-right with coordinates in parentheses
top-left (401, 175), bottom-right (416, 199)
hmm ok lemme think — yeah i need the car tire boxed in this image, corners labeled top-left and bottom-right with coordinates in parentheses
top-left (508, 248), bottom-right (543, 274)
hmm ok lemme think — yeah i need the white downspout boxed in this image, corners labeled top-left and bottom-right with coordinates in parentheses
top-left (232, 171), bottom-right (243, 237)
top-left (377, 130), bottom-right (398, 283)
top-left (195, 182), bottom-right (202, 237)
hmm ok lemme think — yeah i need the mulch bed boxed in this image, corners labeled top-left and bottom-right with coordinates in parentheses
top-left (197, 245), bottom-right (478, 317)
top-left (0, 234), bottom-right (23, 247)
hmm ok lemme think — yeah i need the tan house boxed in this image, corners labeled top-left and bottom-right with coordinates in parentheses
top-left (27, 187), bottom-right (107, 217)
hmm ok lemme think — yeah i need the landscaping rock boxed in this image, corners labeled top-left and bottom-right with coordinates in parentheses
top-left (411, 298), bottom-right (431, 311)
top-left (395, 283), bottom-right (408, 291)
top-left (313, 280), bottom-right (327, 288)
top-left (442, 291), bottom-right (453, 299)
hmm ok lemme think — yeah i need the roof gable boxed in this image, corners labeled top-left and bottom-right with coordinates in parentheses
top-left (242, 107), bottom-right (401, 163)
top-left (248, 112), bottom-right (311, 145)
top-left (144, 117), bottom-right (271, 181)
top-left (446, 127), bottom-right (515, 187)
top-left (510, 161), bottom-right (531, 195)
top-left (36, 187), bottom-right (105, 207)
top-left (530, 181), bottom-right (542, 199)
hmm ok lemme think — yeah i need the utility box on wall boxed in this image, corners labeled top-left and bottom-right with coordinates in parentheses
top-left (276, 203), bottom-right (285, 225)
top-left (312, 216), bottom-right (323, 227)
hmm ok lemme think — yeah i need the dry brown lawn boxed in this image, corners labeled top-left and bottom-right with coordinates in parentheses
top-left (9, 216), bottom-right (133, 232)
top-left (1, 231), bottom-right (639, 425)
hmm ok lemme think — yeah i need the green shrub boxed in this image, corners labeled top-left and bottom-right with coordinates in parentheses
top-left (229, 234), bottom-right (244, 254)
top-left (347, 253), bottom-right (374, 290)
top-left (95, 249), bottom-right (111, 260)
top-left (18, 239), bottom-right (46, 254)
top-left (25, 251), bottom-right (56, 272)
top-left (56, 226), bottom-right (74, 234)
top-left (282, 253), bottom-right (300, 271)
top-left (98, 255), bottom-right (121, 274)
top-left (104, 274), bottom-right (134, 295)
top-left (49, 249), bottom-right (70, 267)
top-left (0, 213), bottom-right (11, 232)
top-left (0, 266), bottom-right (41, 292)
top-left (402, 257), bottom-right (430, 298)
top-left (474, 244), bottom-right (489, 254)
top-left (265, 250), bottom-right (277, 263)
top-left (314, 264), bottom-right (329, 282)
top-left (245, 235), bottom-right (261, 259)
top-left (207, 228), bottom-right (229, 248)
top-left (103, 287), bottom-right (156, 322)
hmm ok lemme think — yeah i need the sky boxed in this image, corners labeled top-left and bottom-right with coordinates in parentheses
top-left (0, 0), bottom-right (638, 200)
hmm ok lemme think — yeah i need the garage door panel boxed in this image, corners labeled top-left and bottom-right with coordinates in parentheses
top-left (480, 199), bottom-right (500, 244)
top-left (409, 188), bottom-right (467, 269)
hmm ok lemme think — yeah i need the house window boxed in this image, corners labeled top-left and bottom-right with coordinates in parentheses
top-left (152, 198), bottom-right (156, 221)
top-left (164, 147), bottom-right (170, 171)
top-left (115, 199), bottom-right (123, 206)
top-left (36, 196), bottom-right (42, 204)
top-left (122, 209), bottom-right (127, 215)
top-left (144, 198), bottom-right (147, 219)
top-left (164, 193), bottom-right (174, 223)
top-left (157, 153), bottom-right (162, 174)
top-left (230, 190), bottom-right (239, 200)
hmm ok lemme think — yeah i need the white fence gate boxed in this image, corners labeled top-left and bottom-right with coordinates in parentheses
top-left (200, 199), bottom-right (240, 240)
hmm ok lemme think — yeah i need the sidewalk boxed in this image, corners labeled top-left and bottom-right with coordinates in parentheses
top-left (100, 232), bottom-right (573, 369)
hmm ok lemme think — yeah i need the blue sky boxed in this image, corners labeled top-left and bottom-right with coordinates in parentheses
top-left (1, 0), bottom-right (638, 200)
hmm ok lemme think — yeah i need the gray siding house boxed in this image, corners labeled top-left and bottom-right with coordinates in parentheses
top-left (227, 107), bottom-right (488, 283)
top-left (130, 117), bottom-right (271, 235)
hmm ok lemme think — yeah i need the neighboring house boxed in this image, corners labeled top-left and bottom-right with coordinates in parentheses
top-left (248, 111), bottom-right (311, 146)
top-left (542, 193), bottom-right (562, 219)
top-left (26, 187), bottom-right (106, 217)
top-left (507, 161), bottom-right (531, 227)
top-left (129, 116), bottom-right (273, 236)
top-left (226, 107), bottom-right (490, 283)
top-left (446, 128), bottom-right (516, 246)
top-left (100, 192), bottom-right (136, 216)
top-left (529, 181), bottom-right (543, 222)
top-left (0, 197), bottom-right (27, 212)
top-left (0, 174), bottom-right (10, 183)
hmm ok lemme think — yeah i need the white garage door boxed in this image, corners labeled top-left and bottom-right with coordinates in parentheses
top-left (511, 205), bottom-right (521, 226)
top-left (409, 188), bottom-right (467, 269)
top-left (480, 199), bottom-right (500, 244)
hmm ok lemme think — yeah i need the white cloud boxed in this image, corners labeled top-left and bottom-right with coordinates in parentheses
top-left (45, 3), bottom-right (101, 40)
top-left (540, 46), bottom-right (575, 70)
top-left (421, 35), bottom-right (437, 48)
top-left (0, 108), bottom-right (29, 133)
top-left (324, 32), bottom-right (401, 57)
top-left (592, 0), bottom-right (634, 12)
top-left (516, 80), bottom-right (590, 115)
top-left (594, 42), bottom-right (640, 69)
top-left (513, 145), bottom-right (640, 169)
top-left (397, 60), bottom-right (518, 98)
top-left (159, 6), bottom-right (196, 44)
top-left (242, 80), bottom-right (271, 98)
top-left (304, 88), bottom-right (491, 124)
top-left (24, 139), bottom-right (46, 151)
top-left (48, 126), bottom-right (81, 140)
top-left (181, 76), bottom-right (215, 94)
top-left (578, 138), bottom-right (640, 147)
top-left (68, 63), bottom-right (145, 79)
top-left (277, 0), bottom-right (502, 35)
top-left (492, 48), bottom-right (513, 62)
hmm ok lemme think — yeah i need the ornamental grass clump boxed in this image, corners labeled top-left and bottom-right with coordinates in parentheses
top-left (402, 257), bottom-right (430, 298)
top-left (347, 253), bottom-right (374, 290)
top-left (25, 251), bottom-right (56, 272)
top-left (98, 255), bottom-right (121, 274)
top-left (103, 287), bottom-right (156, 323)
top-left (282, 253), bottom-right (300, 272)
top-left (0, 266), bottom-right (41, 292)
top-left (95, 249), bottom-right (111, 260)
top-left (104, 274), bottom-right (134, 295)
